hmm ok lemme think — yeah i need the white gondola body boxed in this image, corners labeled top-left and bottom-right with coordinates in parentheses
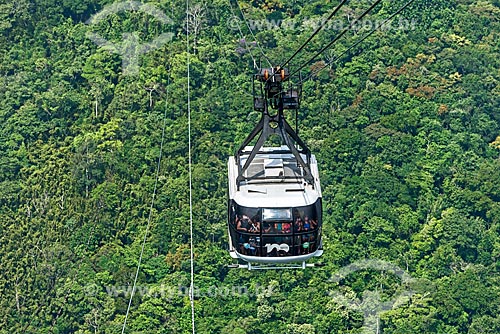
top-left (228, 146), bottom-right (323, 264)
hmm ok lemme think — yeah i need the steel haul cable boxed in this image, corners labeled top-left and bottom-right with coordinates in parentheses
top-left (187, 0), bottom-right (196, 333)
top-left (235, 0), bottom-right (273, 67)
top-left (121, 76), bottom-right (171, 334)
top-left (301, 0), bottom-right (418, 83)
top-left (290, 0), bottom-right (384, 78)
top-left (280, 0), bottom-right (349, 69)
top-left (228, 0), bottom-right (258, 69)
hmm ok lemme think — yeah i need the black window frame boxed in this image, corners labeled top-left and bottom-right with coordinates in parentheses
top-left (228, 199), bottom-right (322, 257)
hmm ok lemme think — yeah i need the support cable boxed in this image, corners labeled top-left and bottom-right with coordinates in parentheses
top-left (121, 75), bottom-right (171, 334)
top-left (290, 0), bottom-right (384, 78)
top-left (300, 0), bottom-right (418, 83)
top-left (186, 0), bottom-right (196, 333)
top-left (235, 0), bottom-right (273, 67)
top-left (280, 0), bottom-right (349, 69)
top-left (228, 0), bottom-right (258, 69)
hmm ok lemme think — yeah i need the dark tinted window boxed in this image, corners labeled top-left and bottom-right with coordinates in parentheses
top-left (229, 199), bottom-right (321, 257)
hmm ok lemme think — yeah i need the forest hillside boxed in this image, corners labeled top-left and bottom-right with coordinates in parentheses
top-left (1, 0), bottom-right (500, 333)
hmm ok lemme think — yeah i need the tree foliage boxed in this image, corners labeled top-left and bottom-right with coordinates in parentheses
top-left (1, 0), bottom-right (499, 333)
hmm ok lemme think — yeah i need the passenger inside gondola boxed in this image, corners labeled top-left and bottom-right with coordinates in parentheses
top-left (263, 221), bottom-right (273, 233)
top-left (294, 217), bottom-right (303, 232)
top-left (282, 221), bottom-right (292, 234)
top-left (311, 219), bottom-right (318, 230)
top-left (248, 220), bottom-right (260, 233)
top-left (274, 223), bottom-right (284, 243)
top-left (247, 237), bottom-right (260, 256)
top-left (229, 201), bottom-right (321, 259)
top-left (243, 241), bottom-right (255, 255)
top-left (236, 215), bottom-right (251, 232)
top-left (303, 216), bottom-right (311, 231)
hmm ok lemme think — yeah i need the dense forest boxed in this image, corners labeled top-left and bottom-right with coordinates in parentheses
top-left (1, 0), bottom-right (500, 333)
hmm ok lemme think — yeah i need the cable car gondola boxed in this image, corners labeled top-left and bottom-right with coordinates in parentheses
top-left (227, 67), bottom-right (323, 269)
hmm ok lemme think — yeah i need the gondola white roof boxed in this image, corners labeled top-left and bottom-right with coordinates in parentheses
top-left (228, 146), bottom-right (322, 208)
